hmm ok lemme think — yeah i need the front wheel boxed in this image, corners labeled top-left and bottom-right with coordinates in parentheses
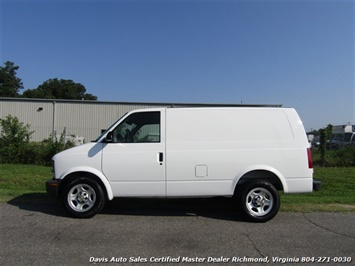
top-left (240, 181), bottom-right (280, 222)
top-left (62, 177), bottom-right (105, 218)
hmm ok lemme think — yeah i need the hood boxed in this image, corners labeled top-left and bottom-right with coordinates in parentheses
top-left (52, 142), bottom-right (102, 160)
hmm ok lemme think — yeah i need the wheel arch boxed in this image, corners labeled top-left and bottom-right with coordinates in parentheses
top-left (58, 168), bottom-right (113, 201)
top-left (234, 168), bottom-right (285, 195)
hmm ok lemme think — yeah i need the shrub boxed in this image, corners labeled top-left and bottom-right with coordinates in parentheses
top-left (0, 115), bottom-right (34, 164)
top-left (19, 130), bottom-right (75, 166)
top-left (40, 130), bottom-right (75, 165)
top-left (0, 115), bottom-right (75, 165)
top-left (312, 146), bottom-right (355, 167)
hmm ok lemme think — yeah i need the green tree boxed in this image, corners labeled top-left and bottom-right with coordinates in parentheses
top-left (0, 115), bottom-right (34, 163)
top-left (0, 61), bottom-right (24, 97)
top-left (23, 78), bottom-right (97, 100)
top-left (319, 124), bottom-right (333, 167)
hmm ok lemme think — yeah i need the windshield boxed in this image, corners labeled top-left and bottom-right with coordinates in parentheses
top-left (331, 133), bottom-right (354, 142)
top-left (344, 133), bottom-right (353, 142)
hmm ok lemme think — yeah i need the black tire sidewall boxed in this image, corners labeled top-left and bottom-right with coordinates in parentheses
top-left (241, 181), bottom-right (280, 223)
top-left (62, 177), bottom-right (105, 218)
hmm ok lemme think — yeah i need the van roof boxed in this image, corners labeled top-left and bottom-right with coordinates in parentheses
top-left (168, 103), bottom-right (282, 108)
top-left (0, 97), bottom-right (282, 108)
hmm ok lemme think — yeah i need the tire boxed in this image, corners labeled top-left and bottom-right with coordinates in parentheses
top-left (240, 181), bottom-right (280, 222)
top-left (62, 177), bottom-right (105, 218)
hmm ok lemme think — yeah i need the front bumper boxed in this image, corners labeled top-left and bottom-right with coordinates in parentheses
top-left (46, 179), bottom-right (61, 198)
top-left (313, 179), bottom-right (321, 191)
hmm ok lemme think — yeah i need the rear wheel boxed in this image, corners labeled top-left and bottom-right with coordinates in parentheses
top-left (62, 177), bottom-right (105, 218)
top-left (240, 181), bottom-right (280, 222)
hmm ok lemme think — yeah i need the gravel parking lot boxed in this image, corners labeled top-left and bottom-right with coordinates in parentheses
top-left (1, 197), bottom-right (354, 265)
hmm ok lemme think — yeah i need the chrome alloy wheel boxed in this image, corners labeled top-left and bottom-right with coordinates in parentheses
top-left (67, 184), bottom-right (96, 212)
top-left (245, 187), bottom-right (274, 217)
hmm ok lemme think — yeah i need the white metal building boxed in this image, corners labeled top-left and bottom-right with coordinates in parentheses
top-left (1, 98), bottom-right (270, 143)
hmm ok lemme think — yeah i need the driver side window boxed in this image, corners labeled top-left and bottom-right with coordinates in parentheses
top-left (112, 112), bottom-right (160, 143)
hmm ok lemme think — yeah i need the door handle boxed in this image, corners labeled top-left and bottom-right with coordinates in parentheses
top-left (158, 152), bottom-right (163, 164)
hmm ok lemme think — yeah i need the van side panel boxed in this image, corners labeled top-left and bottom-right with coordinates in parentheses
top-left (165, 108), bottom-right (312, 196)
top-left (166, 108), bottom-right (294, 142)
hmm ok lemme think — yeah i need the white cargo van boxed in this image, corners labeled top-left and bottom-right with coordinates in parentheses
top-left (46, 106), bottom-right (320, 222)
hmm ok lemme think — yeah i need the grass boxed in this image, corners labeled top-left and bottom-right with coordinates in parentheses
top-left (0, 164), bottom-right (354, 212)
top-left (0, 164), bottom-right (51, 202)
top-left (280, 167), bottom-right (355, 212)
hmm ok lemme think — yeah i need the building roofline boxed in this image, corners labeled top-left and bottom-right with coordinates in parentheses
top-left (0, 97), bottom-right (282, 108)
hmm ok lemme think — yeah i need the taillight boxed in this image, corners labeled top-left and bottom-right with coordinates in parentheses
top-left (307, 148), bottom-right (313, 169)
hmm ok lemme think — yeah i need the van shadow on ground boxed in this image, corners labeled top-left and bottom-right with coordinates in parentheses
top-left (7, 194), bottom-right (244, 221)
top-left (7, 193), bottom-right (68, 217)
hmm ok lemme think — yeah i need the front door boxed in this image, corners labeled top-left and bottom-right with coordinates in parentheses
top-left (102, 110), bottom-right (166, 197)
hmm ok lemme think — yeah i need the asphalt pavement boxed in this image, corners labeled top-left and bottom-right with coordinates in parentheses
top-left (1, 196), bottom-right (354, 266)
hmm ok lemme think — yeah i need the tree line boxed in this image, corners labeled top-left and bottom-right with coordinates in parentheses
top-left (0, 61), bottom-right (97, 100)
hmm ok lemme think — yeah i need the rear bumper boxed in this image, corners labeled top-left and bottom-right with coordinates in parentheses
top-left (313, 179), bottom-right (321, 191)
top-left (46, 179), bottom-right (61, 198)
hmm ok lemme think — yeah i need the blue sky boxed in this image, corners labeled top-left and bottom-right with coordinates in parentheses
top-left (1, 0), bottom-right (354, 131)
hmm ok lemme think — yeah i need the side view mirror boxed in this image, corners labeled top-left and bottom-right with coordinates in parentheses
top-left (105, 132), bottom-right (113, 142)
